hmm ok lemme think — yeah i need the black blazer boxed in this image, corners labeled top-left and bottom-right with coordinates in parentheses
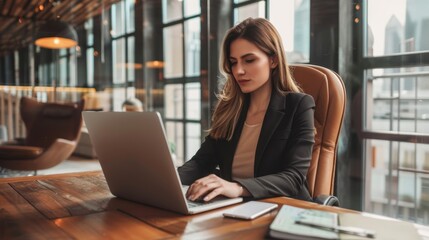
top-left (178, 90), bottom-right (315, 201)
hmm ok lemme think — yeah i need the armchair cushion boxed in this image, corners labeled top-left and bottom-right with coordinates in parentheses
top-left (0, 145), bottom-right (43, 159)
top-left (290, 64), bottom-right (346, 206)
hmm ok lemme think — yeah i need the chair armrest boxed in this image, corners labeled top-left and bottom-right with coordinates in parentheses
top-left (41, 138), bottom-right (77, 159)
top-left (0, 145), bottom-right (44, 159)
top-left (1, 138), bottom-right (26, 146)
top-left (14, 138), bottom-right (26, 145)
top-left (314, 194), bottom-right (340, 206)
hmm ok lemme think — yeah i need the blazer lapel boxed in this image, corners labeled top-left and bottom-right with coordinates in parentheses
top-left (254, 91), bottom-right (285, 174)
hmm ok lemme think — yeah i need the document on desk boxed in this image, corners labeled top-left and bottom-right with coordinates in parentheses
top-left (339, 213), bottom-right (421, 240)
top-left (269, 205), bottom-right (339, 240)
top-left (269, 205), bottom-right (421, 240)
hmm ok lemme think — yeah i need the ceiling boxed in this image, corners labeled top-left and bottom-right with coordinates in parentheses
top-left (0, 0), bottom-right (121, 54)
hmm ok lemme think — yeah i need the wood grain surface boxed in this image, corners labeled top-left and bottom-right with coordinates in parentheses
top-left (0, 171), bottom-right (389, 240)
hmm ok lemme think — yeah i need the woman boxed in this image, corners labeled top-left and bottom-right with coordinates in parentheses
top-left (178, 18), bottom-right (315, 202)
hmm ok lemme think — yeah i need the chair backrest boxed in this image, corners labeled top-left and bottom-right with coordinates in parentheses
top-left (290, 64), bottom-right (346, 198)
top-left (20, 97), bottom-right (84, 148)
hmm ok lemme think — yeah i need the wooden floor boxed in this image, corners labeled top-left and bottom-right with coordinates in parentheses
top-left (0, 155), bottom-right (101, 178)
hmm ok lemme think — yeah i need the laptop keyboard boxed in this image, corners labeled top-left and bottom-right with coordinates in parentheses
top-left (182, 185), bottom-right (217, 208)
top-left (187, 199), bottom-right (211, 208)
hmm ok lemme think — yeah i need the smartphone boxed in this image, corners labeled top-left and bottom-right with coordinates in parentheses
top-left (223, 201), bottom-right (278, 220)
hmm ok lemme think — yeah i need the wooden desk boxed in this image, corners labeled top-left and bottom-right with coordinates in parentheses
top-left (0, 171), bottom-right (418, 239)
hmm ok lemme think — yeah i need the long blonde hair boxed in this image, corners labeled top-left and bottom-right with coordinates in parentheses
top-left (209, 18), bottom-right (301, 140)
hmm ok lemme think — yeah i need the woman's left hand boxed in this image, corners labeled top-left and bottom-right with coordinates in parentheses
top-left (186, 174), bottom-right (244, 202)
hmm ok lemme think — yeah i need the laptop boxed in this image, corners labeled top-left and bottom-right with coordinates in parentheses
top-left (83, 111), bottom-right (243, 214)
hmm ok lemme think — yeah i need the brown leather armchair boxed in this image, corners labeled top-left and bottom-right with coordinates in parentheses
top-left (0, 97), bottom-right (84, 175)
top-left (290, 64), bottom-right (346, 206)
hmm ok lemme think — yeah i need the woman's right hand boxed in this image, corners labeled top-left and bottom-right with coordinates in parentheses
top-left (186, 174), bottom-right (248, 202)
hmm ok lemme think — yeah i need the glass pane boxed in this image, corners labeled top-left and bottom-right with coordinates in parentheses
top-left (111, 1), bottom-right (125, 38)
top-left (399, 142), bottom-right (415, 169)
top-left (86, 48), bottom-right (94, 87)
top-left (50, 62), bottom-right (55, 85)
top-left (185, 18), bottom-right (200, 77)
top-left (417, 144), bottom-right (429, 171)
top-left (234, 0), bottom-right (251, 3)
top-left (397, 171), bottom-right (416, 220)
top-left (368, 140), bottom-right (398, 214)
top-left (366, 0), bottom-right (429, 57)
top-left (127, 87), bottom-right (136, 99)
top-left (113, 39), bottom-right (126, 84)
top-left (165, 84), bottom-right (183, 118)
top-left (370, 98), bottom-right (399, 131)
top-left (186, 122), bottom-right (201, 162)
top-left (392, 99), bottom-right (399, 131)
top-left (38, 64), bottom-right (43, 85)
top-left (369, 140), bottom-right (391, 170)
top-left (112, 87), bottom-right (126, 111)
top-left (372, 99), bottom-right (391, 131)
top-left (186, 82), bottom-right (200, 120)
top-left (369, 142), bottom-right (388, 207)
top-left (234, 1), bottom-right (266, 23)
top-left (163, 24), bottom-right (183, 78)
top-left (417, 100), bottom-right (429, 133)
top-left (416, 68), bottom-right (429, 99)
top-left (270, 0), bottom-right (310, 63)
top-left (368, 67), bottom-right (429, 133)
top-left (184, 0), bottom-right (200, 17)
top-left (166, 121), bottom-right (184, 166)
top-left (372, 75), bottom-right (392, 99)
top-left (367, 139), bottom-right (429, 224)
top-left (59, 49), bottom-right (67, 56)
top-left (417, 174), bottom-right (429, 224)
top-left (69, 49), bottom-right (77, 87)
top-left (399, 99), bottom-right (416, 132)
top-left (13, 51), bottom-right (19, 84)
top-left (163, 0), bottom-right (182, 23)
top-left (59, 57), bottom-right (67, 86)
top-left (127, 37), bottom-right (135, 82)
top-left (85, 19), bottom-right (94, 46)
top-left (126, 0), bottom-right (135, 33)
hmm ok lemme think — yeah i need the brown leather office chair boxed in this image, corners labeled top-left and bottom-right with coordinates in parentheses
top-left (0, 97), bottom-right (84, 175)
top-left (290, 64), bottom-right (346, 205)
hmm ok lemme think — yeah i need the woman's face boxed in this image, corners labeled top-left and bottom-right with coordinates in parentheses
top-left (229, 38), bottom-right (273, 94)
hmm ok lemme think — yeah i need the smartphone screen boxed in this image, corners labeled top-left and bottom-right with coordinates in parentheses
top-left (223, 201), bottom-right (278, 220)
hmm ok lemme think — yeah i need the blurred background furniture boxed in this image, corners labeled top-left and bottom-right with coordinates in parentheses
top-left (0, 124), bottom-right (7, 144)
top-left (290, 64), bottom-right (346, 206)
top-left (73, 127), bottom-right (97, 158)
top-left (122, 97), bottom-right (144, 112)
top-left (0, 97), bottom-right (84, 175)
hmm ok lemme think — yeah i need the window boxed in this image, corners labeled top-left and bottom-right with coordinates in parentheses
top-left (162, 0), bottom-right (201, 165)
top-left (234, 1), bottom-right (266, 22)
top-left (85, 18), bottom-right (94, 87)
top-left (234, 0), bottom-right (266, 23)
top-left (59, 49), bottom-right (67, 86)
top-left (366, 0), bottom-right (429, 57)
top-left (163, 24), bottom-right (183, 78)
top-left (363, 0), bottom-right (429, 224)
top-left (111, 0), bottom-right (136, 111)
top-left (13, 51), bottom-right (19, 85)
top-left (233, 0), bottom-right (310, 63)
top-left (269, 0), bottom-right (310, 63)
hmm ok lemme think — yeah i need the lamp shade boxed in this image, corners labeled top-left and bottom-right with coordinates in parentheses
top-left (34, 21), bottom-right (78, 49)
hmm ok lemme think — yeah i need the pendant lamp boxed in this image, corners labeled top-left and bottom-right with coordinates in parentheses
top-left (34, 21), bottom-right (78, 49)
